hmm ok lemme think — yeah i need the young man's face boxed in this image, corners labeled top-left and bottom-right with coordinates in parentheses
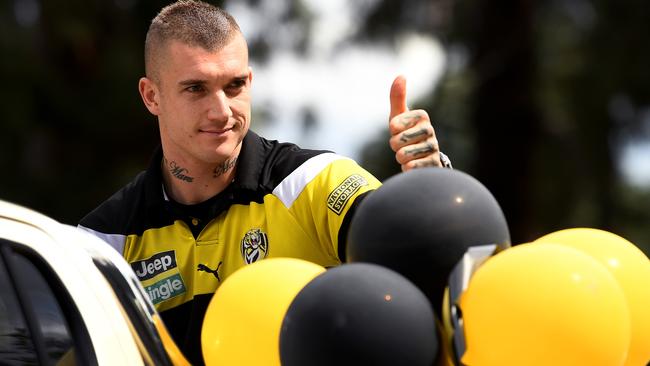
top-left (149, 33), bottom-right (252, 165)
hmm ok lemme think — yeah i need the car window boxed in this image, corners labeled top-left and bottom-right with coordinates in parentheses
top-left (0, 239), bottom-right (96, 366)
top-left (0, 250), bottom-right (39, 364)
top-left (12, 250), bottom-right (76, 365)
top-left (92, 257), bottom-right (175, 366)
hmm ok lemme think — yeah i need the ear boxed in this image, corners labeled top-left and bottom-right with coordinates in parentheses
top-left (248, 66), bottom-right (253, 85)
top-left (139, 77), bottom-right (161, 116)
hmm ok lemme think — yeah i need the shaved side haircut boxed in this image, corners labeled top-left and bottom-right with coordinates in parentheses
top-left (144, 0), bottom-right (242, 82)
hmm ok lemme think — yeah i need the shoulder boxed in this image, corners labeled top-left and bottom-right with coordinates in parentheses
top-left (78, 170), bottom-right (148, 235)
top-left (240, 132), bottom-right (333, 189)
top-left (259, 138), bottom-right (381, 208)
top-left (255, 134), bottom-right (365, 189)
top-left (265, 139), bottom-right (333, 183)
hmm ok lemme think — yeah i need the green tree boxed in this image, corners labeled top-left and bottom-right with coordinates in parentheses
top-left (356, 0), bottom-right (650, 253)
top-left (0, 0), bottom-right (647, 254)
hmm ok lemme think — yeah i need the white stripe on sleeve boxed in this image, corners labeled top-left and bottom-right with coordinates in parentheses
top-left (272, 153), bottom-right (349, 208)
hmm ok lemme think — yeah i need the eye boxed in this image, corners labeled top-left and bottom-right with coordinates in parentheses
top-left (226, 78), bottom-right (247, 92)
top-left (185, 84), bottom-right (205, 93)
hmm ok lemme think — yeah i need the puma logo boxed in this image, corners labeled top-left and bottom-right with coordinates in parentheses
top-left (197, 262), bottom-right (223, 282)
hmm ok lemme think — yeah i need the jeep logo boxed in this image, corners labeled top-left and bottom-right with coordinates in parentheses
top-left (131, 250), bottom-right (177, 281)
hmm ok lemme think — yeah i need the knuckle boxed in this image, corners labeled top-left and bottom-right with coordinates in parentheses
top-left (404, 161), bottom-right (417, 171)
top-left (388, 137), bottom-right (400, 152)
top-left (428, 138), bottom-right (440, 151)
top-left (432, 155), bottom-right (442, 167)
top-left (395, 151), bottom-right (404, 164)
top-left (389, 118), bottom-right (403, 134)
top-left (413, 109), bottom-right (430, 120)
top-left (395, 149), bottom-right (409, 164)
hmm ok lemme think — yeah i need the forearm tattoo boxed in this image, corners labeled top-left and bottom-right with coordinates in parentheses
top-left (405, 142), bottom-right (435, 156)
top-left (399, 127), bottom-right (429, 143)
top-left (213, 157), bottom-right (238, 178)
top-left (399, 111), bottom-right (425, 128)
top-left (164, 158), bottom-right (194, 182)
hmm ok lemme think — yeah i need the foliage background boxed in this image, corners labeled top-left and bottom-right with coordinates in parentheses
top-left (1, 0), bottom-right (648, 253)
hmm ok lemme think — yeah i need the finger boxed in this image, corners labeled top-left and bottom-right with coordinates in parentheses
top-left (389, 122), bottom-right (435, 152)
top-left (401, 154), bottom-right (443, 172)
top-left (389, 75), bottom-right (408, 120)
top-left (389, 109), bottom-right (429, 136)
top-left (395, 138), bottom-right (439, 165)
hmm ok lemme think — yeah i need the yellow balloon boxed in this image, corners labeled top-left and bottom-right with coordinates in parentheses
top-left (459, 243), bottom-right (630, 366)
top-left (535, 228), bottom-right (650, 366)
top-left (201, 258), bottom-right (325, 366)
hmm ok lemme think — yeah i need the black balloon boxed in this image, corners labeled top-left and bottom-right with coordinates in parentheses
top-left (346, 168), bottom-right (510, 316)
top-left (280, 263), bottom-right (438, 366)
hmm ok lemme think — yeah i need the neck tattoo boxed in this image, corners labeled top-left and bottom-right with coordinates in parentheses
top-left (213, 157), bottom-right (238, 178)
top-left (163, 157), bottom-right (194, 183)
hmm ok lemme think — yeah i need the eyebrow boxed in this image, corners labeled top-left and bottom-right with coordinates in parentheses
top-left (178, 79), bottom-right (207, 87)
top-left (178, 74), bottom-right (248, 87)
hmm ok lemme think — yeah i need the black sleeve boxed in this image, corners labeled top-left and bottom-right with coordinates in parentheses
top-left (336, 190), bottom-right (373, 263)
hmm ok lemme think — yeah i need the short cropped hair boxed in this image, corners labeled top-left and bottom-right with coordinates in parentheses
top-left (144, 0), bottom-right (241, 81)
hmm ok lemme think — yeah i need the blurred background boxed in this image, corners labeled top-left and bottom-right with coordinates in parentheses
top-left (1, 0), bottom-right (648, 253)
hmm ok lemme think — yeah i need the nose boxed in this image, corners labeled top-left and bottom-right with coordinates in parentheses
top-left (207, 90), bottom-right (232, 122)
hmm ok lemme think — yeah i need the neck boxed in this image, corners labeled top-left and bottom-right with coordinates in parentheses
top-left (161, 155), bottom-right (239, 205)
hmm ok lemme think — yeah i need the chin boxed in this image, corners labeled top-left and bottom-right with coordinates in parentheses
top-left (207, 143), bottom-right (240, 162)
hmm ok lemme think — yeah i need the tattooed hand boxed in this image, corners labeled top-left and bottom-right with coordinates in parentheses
top-left (388, 75), bottom-right (443, 172)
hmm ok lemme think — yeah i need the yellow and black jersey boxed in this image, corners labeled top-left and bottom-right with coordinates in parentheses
top-left (78, 130), bottom-right (381, 364)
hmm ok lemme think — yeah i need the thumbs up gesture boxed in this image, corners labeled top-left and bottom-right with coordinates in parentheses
top-left (388, 76), bottom-right (447, 172)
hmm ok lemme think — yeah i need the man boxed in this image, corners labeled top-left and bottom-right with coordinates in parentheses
top-left (79, 1), bottom-right (450, 364)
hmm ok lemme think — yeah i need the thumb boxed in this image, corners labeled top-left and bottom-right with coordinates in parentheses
top-left (389, 75), bottom-right (408, 120)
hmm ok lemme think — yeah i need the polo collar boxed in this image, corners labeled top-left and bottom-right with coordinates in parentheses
top-left (232, 130), bottom-right (265, 192)
top-left (143, 130), bottom-right (266, 208)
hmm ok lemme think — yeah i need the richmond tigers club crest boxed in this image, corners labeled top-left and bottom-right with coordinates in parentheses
top-left (241, 228), bottom-right (269, 264)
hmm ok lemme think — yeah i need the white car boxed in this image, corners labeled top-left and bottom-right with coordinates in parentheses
top-left (0, 200), bottom-right (189, 365)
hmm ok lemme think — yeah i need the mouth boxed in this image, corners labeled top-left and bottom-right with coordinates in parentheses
top-left (199, 126), bottom-right (234, 135)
